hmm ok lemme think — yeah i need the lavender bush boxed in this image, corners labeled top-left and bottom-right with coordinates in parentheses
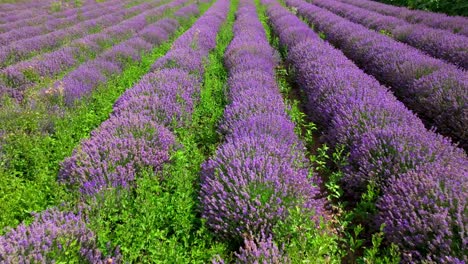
top-left (0, 208), bottom-right (121, 263)
top-left (2, 0), bottom-right (187, 104)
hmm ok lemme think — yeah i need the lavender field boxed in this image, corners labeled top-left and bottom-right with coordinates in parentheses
top-left (0, 0), bottom-right (466, 262)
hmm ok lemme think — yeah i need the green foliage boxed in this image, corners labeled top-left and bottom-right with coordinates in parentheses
top-left (50, 1), bottom-right (63, 12)
top-left (274, 207), bottom-right (342, 263)
top-left (319, 32), bottom-right (326, 40)
top-left (311, 143), bottom-right (401, 263)
top-left (378, 0), bottom-right (467, 16)
top-left (73, 0), bottom-right (83, 7)
top-left (86, 168), bottom-right (228, 263)
top-left (360, 225), bottom-right (401, 264)
top-left (45, 237), bottom-right (89, 264)
top-left (379, 29), bottom-right (393, 37)
top-left (311, 144), bottom-right (330, 172)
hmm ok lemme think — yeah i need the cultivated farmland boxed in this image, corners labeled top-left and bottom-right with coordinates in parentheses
top-left (0, 0), bottom-right (466, 263)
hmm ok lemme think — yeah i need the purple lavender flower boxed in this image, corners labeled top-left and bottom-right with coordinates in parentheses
top-left (285, 0), bottom-right (467, 149)
top-left (59, 113), bottom-right (176, 196)
top-left (201, 135), bottom-right (322, 241)
top-left (0, 208), bottom-right (121, 263)
top-left (377, 164), bottom-right (467, 263)
top-left (113, 69), bottom-right (199, 128)
top-left (174, 4), bottom-right (200, 19)
top-left (235, 235), bottom-right (290, 264)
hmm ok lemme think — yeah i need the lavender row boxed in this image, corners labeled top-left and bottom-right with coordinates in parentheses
top-left (0, 4), bottom-right (49, 24)
top-left (309, 0), bottom-right (468, 69)
top-left (263, 0), bottom-right (467, 262)
top-left (59, 0), bottom-right (229, 197)
top-left (0, 0), bottom-right (120, 34)
top-left (336, 0), bottom-right (468, 36)
top-left (0, 1), bottom-right (229, 261)
top-left (0, 0), bottom-right (128, 45)
top-left (0, 0), bottom-right (178, 102)
top-left (46, 4), bottom-right (197, 106)
top-left (0, 0), bottom-right (124, 34)
top-left (0, 0), bottom-right (151, 66)
top-left (287, 0), bottom-right (468, 149)
top-left (0, 208), bottom-right (121, 263)
top-left (0, 0), bottom-right (164, 68)
top-left (200, 0), bottom-right (325, 261)
top-left (0, 0), bottom-right (98, 26)
top-left (0, 1), bottom-right (50, 13)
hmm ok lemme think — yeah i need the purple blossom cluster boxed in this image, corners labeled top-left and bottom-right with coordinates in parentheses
top-left (212, 235), bottom-right (289, 264)
top-left (309, 0), bottom-right (468, 69)
top-left (0, 0), bottom-right (127, 46)
top-left (262, 0), bottom-right (467, 261)
top-left (59, 0), bottom-right (229, 197)
top-left (174, 3), bottom-right (200, 19)
top-left (286, 0), bottom-right (468, 149)
top-left (336, 0), bottom-right (468, 36)
top-left (0, 0), bottom-right (165, 68)
top-left (59, 111), bottom-right (176, 196)
top-left (378, 164), bottom-right (467, 263)
top-left (0, 1), bottom-right (50, 14)
top-left (200, 0), bottom-right (325, 251)
top-left (151, 0), bottom-right (230, 77)
top-left (0, 208), bottom-right (121, 263)
top-left (0, 0), bottom-right (184, 103)
top-left (0, 0), bottom-right (119, 34)
top-left (234, 236), bottom-right (289, 264)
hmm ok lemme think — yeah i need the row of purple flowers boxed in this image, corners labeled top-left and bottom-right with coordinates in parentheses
top-left (0, 1), bottom-right (51, 14)
top-left (287, 0), bottom-right (468, 150)
top-left (0, 0), bottom-right (63, 24)
top-left (0, 0), bottom-right (101, 33)
top-left (202, 0), bottom-right (325, 262)
top-left (309, 0), bottom-right (468, 69)
top-left (263, 0), bottom-right (467, 262)
top-left (0, 0), bottom-right (127, 46)
top-left (0, 0), bottom-right (179, 102)
top-left (336, 0), bottom-right (468, 36)
top-left (0, 0), bottom-right (164, 68)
